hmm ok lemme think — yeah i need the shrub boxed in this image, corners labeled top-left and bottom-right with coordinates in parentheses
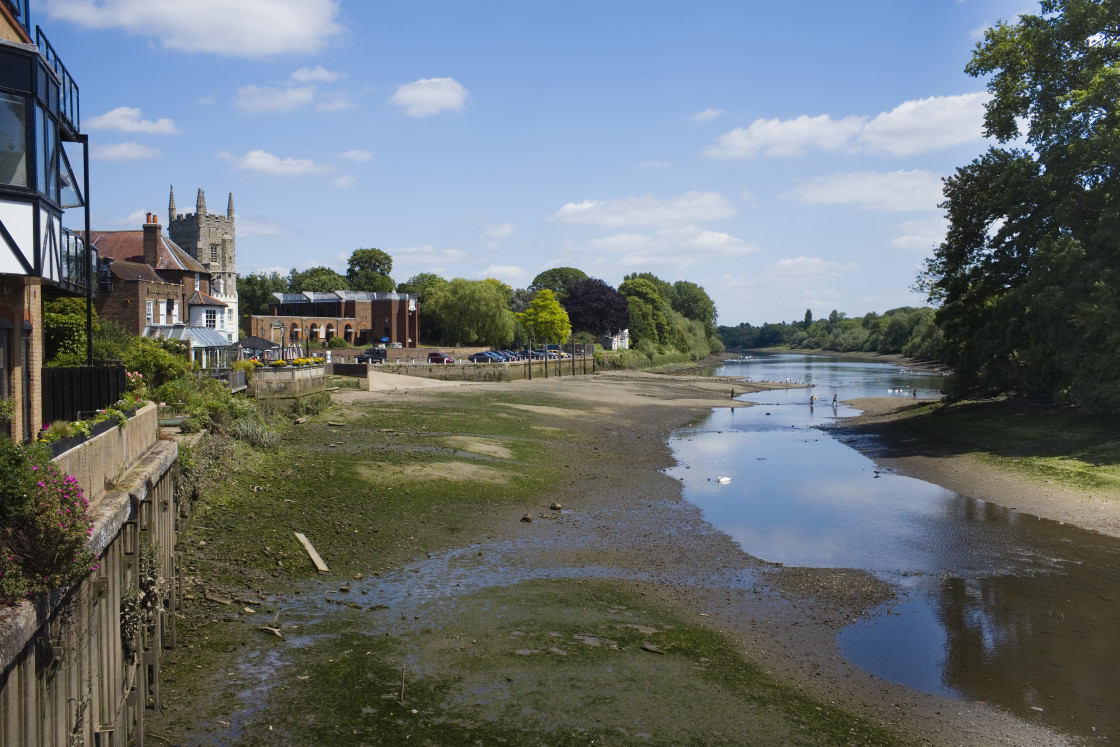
top-left (228, 419), bottom-right (280, 451)
top-left (326, 336), bottom-right (350, 348)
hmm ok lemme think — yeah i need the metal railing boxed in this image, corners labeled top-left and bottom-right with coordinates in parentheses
top-left (35, 26), bottom-right (80, 132)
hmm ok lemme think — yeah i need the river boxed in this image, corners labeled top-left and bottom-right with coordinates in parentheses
top-left (668, 352), bottom-right (1120, 742)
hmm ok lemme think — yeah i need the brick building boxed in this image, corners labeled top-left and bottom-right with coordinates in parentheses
top-left (168, 186), bottom-right (238, 336)
top-left (91, 213), bottom-right (237, 346)
top-left (250, 291), bottom-right (419, 348)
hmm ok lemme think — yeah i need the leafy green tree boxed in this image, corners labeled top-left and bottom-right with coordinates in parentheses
top-left (288, 266), bottom-right (349, 293)
top-left (517, 289), bottom-right (571, 344)
top-left (670, 281), bottom-right (717, 338)
top-left (238, 271), bottom-right (288, 315)
top-left (919, 0), bottom-right (1120, 410)
top-left (92, 319), bottom-right (134, 363)
top-left (623, 272), bottom-right (673, 304)
top-left (509, 288), bottom-right (535, 313)
top-left (397, 272), bottom-right (449, 343)
top-left (618, 277), bottom-right (671, 349)
top-left (426, 279), bottom-right (514, 347)
top-left (529, 267), bottom-right (587, 297)
top-left (121, 336), bottom-right (190, 387)
top-left (346, 248), bottom-right (395, 293)
top-left (42, 296), bottom-right (90, 365)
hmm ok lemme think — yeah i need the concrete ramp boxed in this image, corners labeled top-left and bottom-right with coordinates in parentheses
top-left (367, 371), bottom-right (463, 391)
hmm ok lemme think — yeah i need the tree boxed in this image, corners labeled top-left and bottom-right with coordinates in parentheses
top-left (670, 281), bottom-right (717, 338)
top-left (288, 266), bottom-right (349, 293)
top-left (618, 277), bottom-right (671, 349)
top-left (42, 296), bottom-right (91, 365)
top-left (509, 288), bottom-right (535, 313)
top-left (564, 277), bottom-right (629, 335)
top-left (517, 289), bottom-right (571, 344)
top-left (238, 271), bottom-right (288, 316)
top-left (622, 272), bottom-right (673, 304)
top-left (529, 267), bottom-right (587, 297)
top-left (425, 279), bottom-right (514, 347)
top-left (397, 273), bottom-right (449, 343)
top-left (346, 248), bottom-right (395, 293)
top-left (918, 0), bottom-right (1120, 409)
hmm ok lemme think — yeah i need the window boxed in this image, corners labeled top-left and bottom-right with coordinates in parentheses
top-left (0, 92), bottom-right (28, 187)
top-left (205, 309), bottom-right (216, 328)
top-left (172, 301), bottom-right (179, 324)
top-left (210, 245), bottom-right (219, 264)
top-left (226, 309), bottom-right (233, 326)
top-left (156, 300), bottom-right (164, 325)
top-left (145, 300), bottom-right (153, 325)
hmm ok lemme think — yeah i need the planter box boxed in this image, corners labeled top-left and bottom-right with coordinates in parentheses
top-left (249, 364), bottom-right (327, 400)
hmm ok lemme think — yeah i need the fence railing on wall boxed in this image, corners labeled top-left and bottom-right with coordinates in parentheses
top-left (41, 366), bottom-right (127, 424)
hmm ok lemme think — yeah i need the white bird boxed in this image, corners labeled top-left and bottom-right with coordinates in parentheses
top-left (717, 476), bottom-right (731, 484)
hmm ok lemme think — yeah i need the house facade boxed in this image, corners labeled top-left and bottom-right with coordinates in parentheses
top-left (250, 290), bottom-right (420, 348)
top-left (0, 1), bottom-right (93, 441)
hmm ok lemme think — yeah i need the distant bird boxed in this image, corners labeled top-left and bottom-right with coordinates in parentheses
top-left (717, 476), bottom-right (731, 484)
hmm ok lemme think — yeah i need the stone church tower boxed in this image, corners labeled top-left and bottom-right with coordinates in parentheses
top-left (168, 186), bottom-right (239, 340)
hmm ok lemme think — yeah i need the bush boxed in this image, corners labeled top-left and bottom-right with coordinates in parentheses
top-left (229, 419), bottom-right (280, 451)
top-left (326, 336), bottom-right (350, 348)
top-left (0, 459), bottom-right (97, 604)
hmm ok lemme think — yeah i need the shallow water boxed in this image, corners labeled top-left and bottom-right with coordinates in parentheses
top-left (671, 352), bottom-right (1120, 740)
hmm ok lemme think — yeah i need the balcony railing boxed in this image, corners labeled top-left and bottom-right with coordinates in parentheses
top-left (58, 226), bottom-right (97, 296)
top-left (35, 26), bottom-right (79, 133)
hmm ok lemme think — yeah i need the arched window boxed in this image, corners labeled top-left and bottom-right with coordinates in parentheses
top-left (289, 323), bottom-right (300, 341)
top-left (344, 324), bottom-right (353, 343)
top-left (325, 323), bottom-right (335, 340)
top-left (308, 323), bottom-right (319, 340)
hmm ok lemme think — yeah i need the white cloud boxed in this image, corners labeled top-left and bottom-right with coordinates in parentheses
top-left (86, 106), bottom-right (180, 134)
top-left (891, 217), bottom-right (949, 251)
top-left (43, 0), bottom-right (344, 58)
top-left (236, 84), bottom-right (317, 113)
top-left (393, 244), bottom-right (470, 264)
top-left (331, 174), bottom-right (355, 188)
top-left (91, 142), bottom-right (161, 160)
top-left (291, 66), bottom-right (344, 83)
top-left (391, 78), bottom-right (468, 117)
top-left (117, 209), bottom-right (149, 226)
top-left (552, 191), bottom-right (736, 228)
top-left (484, 223), bottom-right (514, 240)
top-left (218, 149), bottom-right (327, 176)
top-left (705, 114), bottom-right (865, 158)
top-left (859, 93), bottom-right (990, 156)
top-left (573, 225), bottom-right (760, 274)
top-left (691, 107), bottom-right (724, 123)
top-left (783, 170), bottom-right (944, 212)
top-left (314, 93), bottom-right (355, 112)
top-left (339, 149), bottom-right (374, 162)
top-left (477, 265), bottom-right (528, 285)
top-left (236, 215), bottom-right (300, 238)
top-left (705, 93), bottom-right (990, 159)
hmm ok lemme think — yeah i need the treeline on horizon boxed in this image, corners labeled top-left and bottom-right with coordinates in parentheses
top-left (239, 253), bottom-right (723, 361)
top-left (717, 306), bottom-right (944, 360)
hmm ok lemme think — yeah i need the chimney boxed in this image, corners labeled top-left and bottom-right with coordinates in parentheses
top-left (143, 212), bottom-right (161, 267)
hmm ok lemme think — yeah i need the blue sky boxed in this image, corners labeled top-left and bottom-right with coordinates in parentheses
top-left (40, 0), bottom-right (1033, 326)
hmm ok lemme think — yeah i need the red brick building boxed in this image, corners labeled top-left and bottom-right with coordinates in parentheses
top-left (250, 291), bottom-right (419, 348)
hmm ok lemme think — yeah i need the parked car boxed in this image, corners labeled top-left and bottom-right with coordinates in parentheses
top-left (488, 350), bottom-right (514, 361)
top-left (499, 350), bottom-right (521, 360)
top-left (356, 347), bottom-right (387, 364)
top-left (428, 351), bottom-right (455, 364)
top-left (468, 352), bottom-right (496, 363)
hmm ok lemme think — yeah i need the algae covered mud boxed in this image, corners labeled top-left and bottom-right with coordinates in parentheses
top-left (149, 369), bottom-right (1070, 746)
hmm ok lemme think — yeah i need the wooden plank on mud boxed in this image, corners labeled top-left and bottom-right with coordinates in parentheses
top-left (294, 532), bottom-right (329, 573)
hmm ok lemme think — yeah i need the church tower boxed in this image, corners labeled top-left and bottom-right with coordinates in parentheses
top-left (168, 185), bottom-right (239, 341)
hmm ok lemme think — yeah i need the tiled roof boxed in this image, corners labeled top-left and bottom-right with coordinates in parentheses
top-left (89, 230), bottom-right (208, 274)
top-left (188, 290), bottom-right (227, 307)
top-left (107, 259), bottom-right (164, 283)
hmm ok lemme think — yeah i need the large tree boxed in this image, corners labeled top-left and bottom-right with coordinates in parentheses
top-left (618, 276), bottom-right (671, 349)
top-left (238, 271), bottom-right (289, 316)
top-left (346, 248), bottom-right (395, 293)
top-left (670, 280), bottom-right (717, 338)
top-left (517, 289), bottom-right (571, 344)
top-left (397, 272), bottom-right (449, 342)
top-left (288, 266), bottom-right (349, 293)
top-left (529, 267), bottom-right (587, 297)
top-left (564, 277), bottom-right (629, 335)
top-left (425, 279), bottom-right (514, 347)
top-left (919, 0), bottom-right (1120, 411)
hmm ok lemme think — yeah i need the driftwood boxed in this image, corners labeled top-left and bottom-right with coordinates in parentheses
top-left (294, 532), bottom-right (329, 572)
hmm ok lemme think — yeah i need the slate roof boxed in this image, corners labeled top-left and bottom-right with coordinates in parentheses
top-left (188, 290), bottom-right (227, 307)
top-left (143, 325), bottom-right (231, 348)
top-left (106, 259), bottom-right (165, 284)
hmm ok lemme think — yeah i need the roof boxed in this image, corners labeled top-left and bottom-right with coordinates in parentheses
top-left (234, 335), bottom-right (280, 351)
top-left (90, 230), bottom-right (208, 274)
top-left (107, 259), bottom-right (164, 283)
top-left (188, 290), bottom-right (227, 307)
top-left (272, 290), bottom-right (419, 303)
top-left (143, 325), bottom-right (231, 348)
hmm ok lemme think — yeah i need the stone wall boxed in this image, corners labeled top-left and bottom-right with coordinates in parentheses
top-left (249, 364), bottom-right (327, 400)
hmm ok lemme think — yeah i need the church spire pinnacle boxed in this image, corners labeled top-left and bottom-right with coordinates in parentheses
top-left (168, 185), bottom-right (176, 226)
top-left (227, 192), bottom-right (234, 221)
top-left (196, 188), bottom-right (206, 217)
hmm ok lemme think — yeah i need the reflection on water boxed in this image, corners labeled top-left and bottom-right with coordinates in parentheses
top-left (673, 352), bottom-right (1120, 740)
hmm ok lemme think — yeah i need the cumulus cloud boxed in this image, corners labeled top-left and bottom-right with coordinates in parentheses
top-left (393, 244), bottom-right (470, 264)
top-left (690, 107), bottom-right (724, 123)
top-left (477, 265), bottom-right (528, 285)
top-left (86, 106), bottom-right (180, 134)
top-left (571, 225), bottom-right (760, 274)
top-left (314, 93), bottom-right (355, 112)
top-left (391, 78), bottom-right (468, 117)
top-left (92, 142), bottom-right (161, 160)
top-left (43, 0), bottom-right (344, 58)
top-left (552, 191), bottom-right (736, 228)
top-left (218, 149), bottom-right (327, 176)
top-left (291, 66), bottom-right (345, 83)
top-left (236, 215), bottom-right (301, 238)
top-left (705, 93), bottom-right (990, 159)
top-left (331, 174), bottom-right (355, 188)
top-left (236, 84), bottom-right (317, 113)
top-left (484, 223), bottom-right (514, 240)
top-left (891, 217), bottom-right (949, 251)
top-left (782, 170), bottom-right (944, 212)
top-left (339, 149), bottom-right (374, 162)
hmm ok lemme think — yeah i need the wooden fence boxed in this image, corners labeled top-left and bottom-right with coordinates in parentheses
top-left (41, 366), bottom-right (126, 424)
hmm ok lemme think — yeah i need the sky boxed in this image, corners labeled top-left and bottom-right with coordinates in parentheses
top-left (38, 0), bottom-right (1035, 326)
